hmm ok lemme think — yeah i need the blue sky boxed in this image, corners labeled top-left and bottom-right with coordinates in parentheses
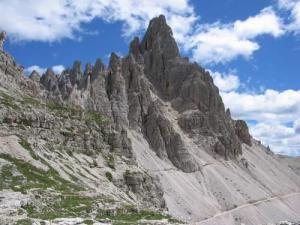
top-left (1, 0), bottom-right (300, 156)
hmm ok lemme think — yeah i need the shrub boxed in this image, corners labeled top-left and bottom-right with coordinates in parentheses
top-left (105, 172), bottom-right (113, 182)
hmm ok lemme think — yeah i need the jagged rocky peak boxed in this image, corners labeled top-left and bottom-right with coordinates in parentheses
top-left (70, 60), bottom-right (82, 85)
top-left (109, 52), bottom-right (121, 68)
top-left (40, 68), bottom-right (59, 92)
top-left (141, 15), bottom-right (179, 59)
top-left (235, 120), bottom-right (252, 146)
top-left (0, 31), bottom-right (6, 51)
top-left (29, 70), bottom-right (40, 82)
top-left (91, 58), bottom-right (105, 80)
top-left (84, 63), bottom-right (92, 77)
top-left (19, 15), bottom-right (250, 163)
top-left (137, 15), bottom-right (245, 159)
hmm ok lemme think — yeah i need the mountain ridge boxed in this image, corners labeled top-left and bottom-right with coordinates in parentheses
top-left (0, 15), bottom-right (300, 225)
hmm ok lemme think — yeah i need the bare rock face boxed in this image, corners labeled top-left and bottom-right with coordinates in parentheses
top-left (235, 120), bottom-right (252, 146)
top-left (0, 51), bottom-right (23, 80)
top-left (91, 58), bottom-right (105, 81)
top-left (122, 53), bottom-right (152, 129)
top-left (87, 68), bottom-right (112, 117)
top-left (107, 53), bottom-right (129, 129)
top-left (40, 68), bottom-right (59, 94)
top-left (3, 17), bottom-right (300, 225)
top-left (123, 171), bottom-right (165, 208)
top-left (143, 101), bottom-right (199, 172)
top-left (139, 15), bottom-right (242, 159)
top-left (0, 31), bottom-right (6, 51)
top-left (69, 60), bottom-right (83, 86)
top-left (29, 70), bottom-right (40, 82)
top-left (141, 15), bottom-right (180, 98)
top-left (58, 69), bottom-right (73, 98)
top-left (30, 15), bottom-right (245, 167)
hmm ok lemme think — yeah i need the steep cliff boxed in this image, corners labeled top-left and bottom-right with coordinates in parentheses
top-left (0, 15), bottom-right (300, 225)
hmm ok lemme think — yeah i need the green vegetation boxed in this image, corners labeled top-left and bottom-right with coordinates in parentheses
top-left (105, 171), bottom-right (113, 182)
top-left (23, 194), bottom-right (95, 220)
top-left (0, 91), bottom-right (19, 110)
top-left (21, 96), bottom-right (40, 107)
top-left (85, 111), bottom-right (108, 126)
top-left (90, 159), bottom-right (98, 168)
top-left (18, 118), bottom-right (33, 127)
top-left (124, 170), bottom-right (131, 176)
top-left (46, 101), bottom-right (108, 127)
top-left (82, 220), bottom-right (94, 225)
top-left (19, 138), bottom-right (39, 160)
top-left (14, 219), bottom-right (32, 225)
top-left (97, 209), bottom-right (182, 225)
top-left (66, 149), bottom-right (73, 156)
top-left (0, 153), bottom-right (82, 193)
top-left (60, 130), bottom-right (74, 138)
top-left (46, 101), bottom-right (82, 118)
top-left (105, 153), bottom-right (115, 169)
top-left (0, 164), bottom-right (24, 190)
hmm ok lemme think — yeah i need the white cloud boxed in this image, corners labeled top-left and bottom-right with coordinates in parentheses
top-left (25, 65), bottom-right (46, 75)
top-left (278, 0), bottom-right (300, 34)
top-left (0, 0), bottom-right (196, 42)
top-left (185, 7), bottom-right (284, 64)
top-left (294, 119), bottom-right (300, 133)
top-left (0, 1), bottom-right (285, 66)
top-left (2, 0), bottom-right (299, 155)
top-left (204, 69), bottom-right (300, 155)
top-left (52, 65), bottom-right (65, 74)
top-left (221, 89), bottom-right (300, 155)
top-left (221, 89), bottom-right (300, 122)
top-left (25, 65), bottom-right (65, 75)
top-left (209, 70), bottom-right (240, 92)
top-left (250, 122), bottom-right (300, 156)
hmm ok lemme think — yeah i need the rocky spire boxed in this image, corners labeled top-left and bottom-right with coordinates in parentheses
top-left (235, 120), bottom-right (252, 146)
top-left (29, 70), bottom-right (40, 82)
top-left (141, 15), bottom-right (179, 59)
top-left (107, 52), bottom-right (129, 129)
top-left (84, 63), bottom-right (92, 77)
top-left (91, 58), bottom-right (105, 81)
top-left (69, 60), bottom-right (82, 86)
top-left (40, 68), bottom-right (59, 93)
top-left (0, 31), bottom-right (6, 51)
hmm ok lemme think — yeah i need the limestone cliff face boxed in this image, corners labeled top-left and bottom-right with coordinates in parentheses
top-left (0, 16), bottom-right (252, 166)
top-left (1, 16), bottom-right (300, 225)
top-left (27, 15), bottom-right (250, 171)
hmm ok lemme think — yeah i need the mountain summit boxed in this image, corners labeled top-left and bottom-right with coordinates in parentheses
top-left (0, 15), bottom-right (300, 225)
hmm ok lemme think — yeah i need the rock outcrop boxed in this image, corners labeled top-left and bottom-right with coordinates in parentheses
top-left (13, 15), bottom-right (245, 169)
top-left (235, 120), bottom-right (252, 146)
top-left (1, 15), bottom-right (300, 225)
top-left (139, 15), bottom-right (242, 160)
top-left (0, 31), bottom-right (6, 51)
top-left (29, 70), bottom-right (40, 82)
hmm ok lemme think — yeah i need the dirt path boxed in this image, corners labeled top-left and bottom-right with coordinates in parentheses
top-left (195, 192), bottom-right (300, 224)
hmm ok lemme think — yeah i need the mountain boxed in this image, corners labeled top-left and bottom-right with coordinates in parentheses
top-left (0, 15), bottom-right (299, 225)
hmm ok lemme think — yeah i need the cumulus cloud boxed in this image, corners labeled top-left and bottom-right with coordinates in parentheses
top-left (221, 89), bottom-right (300, 122)
top-left (52, 65), bottom-right (65, 74)
top-left (0, 0), bottom-right (196, 42)
top-left (25, 65), bottom-right (65, 75)
top-left (25, 65), bottom-right (46, 75)
top-left (209, 70), bottom-right (240, 92)
top-left (186, 7), bottom-right (284, 64)
top-left (278, 0), bottom-right (300, 34)
top-left (220, 89), bottom-right (300, 155)
top-left (209, 70), bottom-right (300, 155)
top-left (0, 0), bottom-right (285, 65)
top-left (250, 122), bottom-right (300, 156)
top-left (294, 119), bottom-right (300, 133)
top-left (2, 1), bottom-right (299, 155)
